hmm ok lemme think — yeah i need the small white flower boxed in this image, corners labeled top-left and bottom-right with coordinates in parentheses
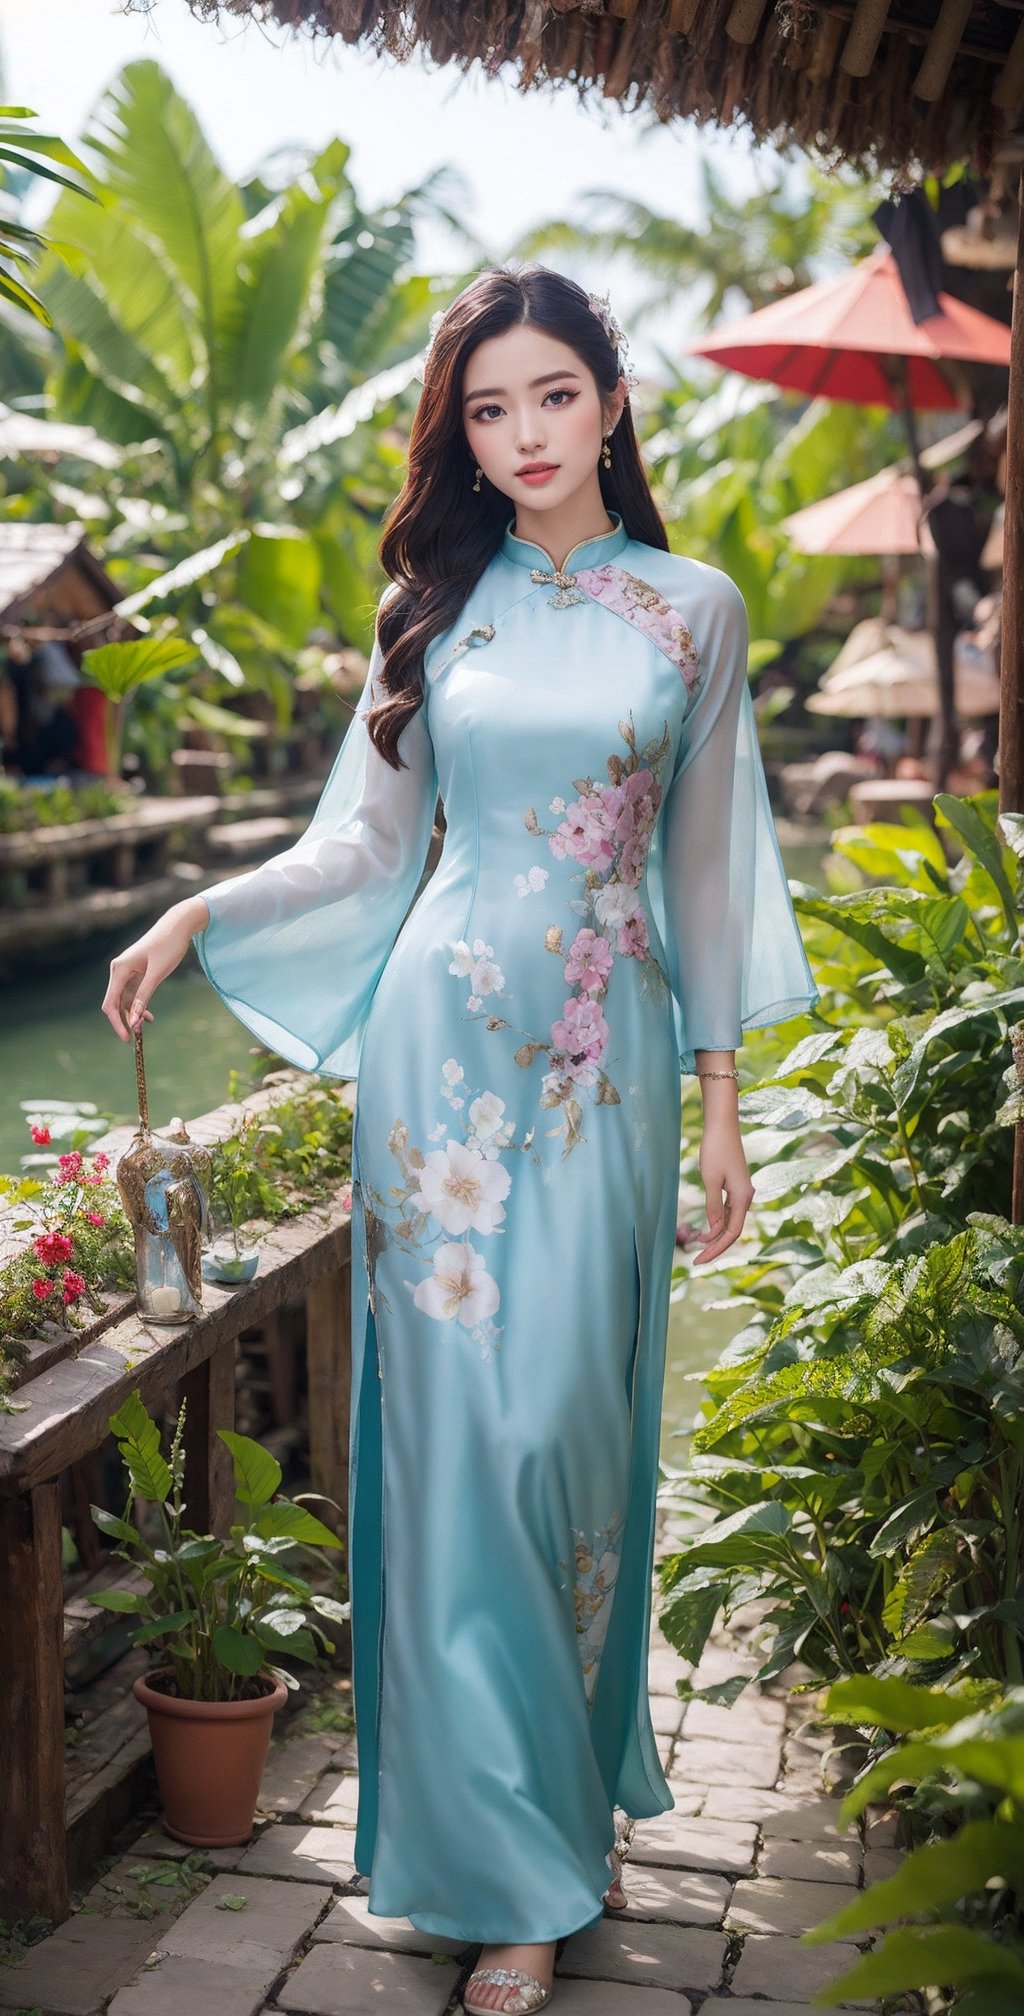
top-left (427, 1121), bottom-right (448, 1142)
top-left (447, 940), bottom-right (474, 978)
top-left (549, 796), bottom-right (566, 815)
top-left (466, 994), bottom-right (482, 1013)
top-left (471, 936), bottom-right (494, 959)
top-left (411, 1240), bottom-right (501, 1327)
top-left (513, 865), bottom-right (549, 897)
top-left (441, 1058), bottom-right (464, 1084)
top-left (470, 956), bottom-right (505, 996)
top-left (469, 1090), bottom-right (506, 1140)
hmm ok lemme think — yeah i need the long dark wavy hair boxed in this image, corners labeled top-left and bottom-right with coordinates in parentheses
top-left (367, 263), bottom-right (668, 769)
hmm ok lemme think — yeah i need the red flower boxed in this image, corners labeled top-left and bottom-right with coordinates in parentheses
top-left (62, 1270), bottom-right (87, 1304)
top-left (93, 1152), bottom-right (110, 1173)
top-left (30, 1123), bottom-right (52, 1146)
top-left (55, 1151), bottom-right (84, 1185)
top-left (85, 1211), bottom-right (106, 1228)
top-left (81, 1171), bottom-right (104, 1187)
top-left (33, 1231), bottom-right (74, 1266)
top-left (31, 1277), bottom-right (53, 1302)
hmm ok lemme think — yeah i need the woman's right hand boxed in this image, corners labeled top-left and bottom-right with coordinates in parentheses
top-left (101, 894), bottom-right (210, 1042)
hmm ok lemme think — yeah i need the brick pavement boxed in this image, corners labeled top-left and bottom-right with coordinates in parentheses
top-left (0, 1585), bottom-right (892, 2015)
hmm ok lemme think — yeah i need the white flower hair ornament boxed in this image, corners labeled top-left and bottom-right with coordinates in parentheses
top-left (586, 289), bottom-right (640, 393)
top-left (413, 305), bottom-right (449, 384)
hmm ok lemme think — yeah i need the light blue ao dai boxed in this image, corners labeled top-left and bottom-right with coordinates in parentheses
top-left (192, 510), bottom-right (819, 1943)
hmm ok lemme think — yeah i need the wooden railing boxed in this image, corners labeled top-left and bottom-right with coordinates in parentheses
top-left (0, 1078), bottom-right (355, 1925)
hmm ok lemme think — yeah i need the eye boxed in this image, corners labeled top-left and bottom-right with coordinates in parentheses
top-left (469, 387), bottom-right (579, 423)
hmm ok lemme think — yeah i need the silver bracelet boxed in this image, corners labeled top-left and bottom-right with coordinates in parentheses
top-left (696, 1068), bottom-right (739, 1081)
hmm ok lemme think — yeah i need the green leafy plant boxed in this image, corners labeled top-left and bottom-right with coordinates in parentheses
top-left (659, 790), bottom-right (1024, 1705)
top-left (0, 105), bottom-right (96, 323)
top-left (81, 635), bottom-right (199, 778)
top-left (89, 1389), bottom-right (348, 1701)
top-left (801, 1676), bottom-right (1024, 2013)
top-left (207, 1083), bottom-right (354, 1237)
top-left (0, 779), bottom-right (133, 834)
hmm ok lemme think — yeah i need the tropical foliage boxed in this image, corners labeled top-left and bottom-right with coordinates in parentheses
top-left (806, 1678), bottom-right (1024, 2013)
top-left (660, 791), bottom-right (1024, 2010)
top-left (3, 59), bottom-right (482, 782)
top-left (518, 157), bottom-right (883, 320)
top-left (0, 101), bottom-right (96, 324)
top-left (660, 790), bottom-right (1023, 1697)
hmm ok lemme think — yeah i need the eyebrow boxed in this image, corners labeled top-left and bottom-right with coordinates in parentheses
top-left (463, 370), bottom-right (581, 406)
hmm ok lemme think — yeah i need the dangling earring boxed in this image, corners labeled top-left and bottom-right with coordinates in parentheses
top-left (472, 464), bottom-right (483, 492)
top-left (601, 434), bottom-right (612, 470)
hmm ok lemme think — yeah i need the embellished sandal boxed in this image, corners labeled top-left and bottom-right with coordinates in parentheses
top-left (602, 1812), bottom-right (636, 1913)
top-left (463, 1964), bottom-right (552, 2014)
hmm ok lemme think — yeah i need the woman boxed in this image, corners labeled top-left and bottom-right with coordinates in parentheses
top-left (102, 265), bottom-right (820, 2016)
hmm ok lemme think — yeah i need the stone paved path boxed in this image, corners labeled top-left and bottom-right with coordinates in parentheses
top-left (0, 1543), bottom-right (894, 2016)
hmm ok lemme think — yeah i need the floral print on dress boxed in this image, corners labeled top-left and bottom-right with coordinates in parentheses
top-left (574, 562), bottom-right (701, 697)
top-left (445, 713), bottom-right (673, 1159)
top-left (558, 1507), bottom-right (626, 1709)
top-left (355, 1058), bottom-right (537, 1363)
top-left (447, 936), bottom-right (506, 1014)
top-left (524, 713), bottom-right (671, 1152)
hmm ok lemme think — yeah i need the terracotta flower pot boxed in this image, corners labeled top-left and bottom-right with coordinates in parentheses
top-left (133, 1669), bottom-right (288, 1846)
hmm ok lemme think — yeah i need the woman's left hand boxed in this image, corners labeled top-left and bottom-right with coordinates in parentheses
top-left (691, 1113), bottom-right (755, 1266)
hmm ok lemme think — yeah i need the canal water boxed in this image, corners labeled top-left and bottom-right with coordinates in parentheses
top-left (0, 834), bottom-right (831, 1455)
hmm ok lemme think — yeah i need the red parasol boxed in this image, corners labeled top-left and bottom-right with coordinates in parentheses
top-left (686, 247), bottom-right (1011, 411)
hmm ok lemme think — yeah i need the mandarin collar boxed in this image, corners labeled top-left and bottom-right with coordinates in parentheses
top-left (500, 509), bottom-right (628, 575)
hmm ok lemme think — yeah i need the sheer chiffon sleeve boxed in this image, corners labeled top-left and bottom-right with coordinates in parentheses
top-left (648, 568), bottom-right (820, 1077)
top-left (191, 590), bottom-right (438, 1078)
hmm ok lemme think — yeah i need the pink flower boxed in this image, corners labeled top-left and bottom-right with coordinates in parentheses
top-left (55, 1151), bottom-right (84, 1185)
top-left (81, 1172), bottom-right (104, 1187)
top-left (29, 1123), bottom-right (51, 1146)
top-left (33, 1231), bottom-right (74, 1266)
top-left (62, 1270), bottom-right (87, 1304)
top-left (549, 793), bottom-right (618, 869)
top-left (564, 928), bottom-right (614, 995)
top-left (617, 913), bottom-right (649, 959)
top-left (32, 1276), bottom-right (53, 1302)
top-left (85, 1211), bottom-right (106, 1228)
top-left (550, 995), bottom-right (609, 1064)
top-left (93, 1152), bottom-right (110, 1173)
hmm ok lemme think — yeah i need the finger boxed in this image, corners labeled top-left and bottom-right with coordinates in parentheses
top-left (702, 1182), bottom-right (727, 1239)
top-left (691, 1194), bottom-right (753, 1265)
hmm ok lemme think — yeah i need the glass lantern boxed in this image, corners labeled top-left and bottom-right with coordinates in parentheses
top-left (115, 1034), bottom-right (213, 1325)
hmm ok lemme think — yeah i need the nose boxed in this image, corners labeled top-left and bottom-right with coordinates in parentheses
top-left (515, 418), bottom-right (546, 454)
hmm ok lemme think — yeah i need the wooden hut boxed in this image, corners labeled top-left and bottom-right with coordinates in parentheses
top-left (0, 521), bottom-right (136, 651)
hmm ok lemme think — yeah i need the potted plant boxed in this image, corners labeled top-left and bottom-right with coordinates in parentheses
top-left (202, 1116), bottom-right (271, 1285)
top-left (89, 1388), bottom-right (348, 1847)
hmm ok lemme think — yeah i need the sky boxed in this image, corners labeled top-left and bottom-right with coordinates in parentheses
top-left (0, 0), bottom-right (791, 377)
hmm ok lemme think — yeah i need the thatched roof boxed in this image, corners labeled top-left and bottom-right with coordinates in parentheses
top-left (164, 1), bottom-right (1024, 176)
top-left (0, 522), bottom-right (138, 642)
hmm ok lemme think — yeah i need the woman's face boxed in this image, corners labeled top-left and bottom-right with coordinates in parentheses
top-left (461, 322), bottom-right (624, 515)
